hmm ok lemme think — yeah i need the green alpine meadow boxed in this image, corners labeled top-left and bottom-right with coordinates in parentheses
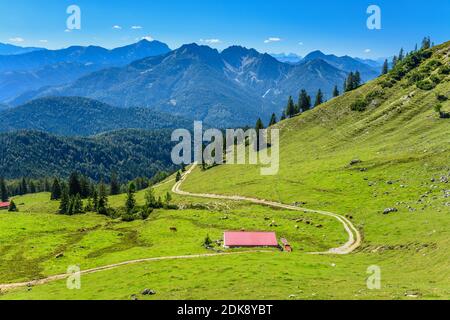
top-left (0, 1), bottom-right (449, 304)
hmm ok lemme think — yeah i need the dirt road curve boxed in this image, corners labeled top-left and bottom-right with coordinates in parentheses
top-left (172, 163), bottom-right (362, 255)
top-left (0, 251), bottom-right (267, 292)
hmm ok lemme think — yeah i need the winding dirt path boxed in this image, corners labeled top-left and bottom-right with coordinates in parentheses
top-left (172, 163), bottom-right (362, 255)
top-left (0, 251), bottom-right (267, 292)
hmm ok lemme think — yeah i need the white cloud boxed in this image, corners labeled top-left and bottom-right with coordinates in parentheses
top-left (39, 40), bottom-right (48, 43)
top-left (9, 37), bottom-right (24, 43)
top-left (298, 42), bottom-right (304, 46)
top-left (264, 37), bottom-right (282, 44)
top-left (364, 48), bottom-right (371, 53)
top-left (200, 38), bottom-right (221, 44)
top-left (65, 29), bottom-right (72, 33)
top-left (131, 26), bottom-right (143, 30)
top-left (112, 25), bottom-right (122, 30)
top-left (141, 35), bottom-right (154, 41)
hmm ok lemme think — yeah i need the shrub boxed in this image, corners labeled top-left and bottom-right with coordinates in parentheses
top-left (350, 99), bottom-right (368, 112)
top-left (140, 207), bottom-right (153, 220)
top-left (439, 65), bottom-right (450, 75)
top-left (203, 234), bottom-right (213, 248)
top-left (416, 79), bottom-right (436, 90)
top-left (436, 93), bottom-right (448, 102)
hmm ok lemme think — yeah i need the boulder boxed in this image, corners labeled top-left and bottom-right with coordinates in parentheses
top-left (142, 289), bottom-right (156, 296)
top-left (383, 208), bottom-right (398, 215)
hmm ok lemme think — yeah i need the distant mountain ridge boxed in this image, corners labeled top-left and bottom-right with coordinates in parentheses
top-left (0, 96), bottom-right (192, 136)
top-left (302, 50), bottom-right (380, 81)
top-left (0, 42), bottom-right (45, 56)
top-left (0, 40), bottom-right (171, 103)
top-left (16, 43), bottom-right (354, 127)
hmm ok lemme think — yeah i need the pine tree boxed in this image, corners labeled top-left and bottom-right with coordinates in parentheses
top-left (0, 177), bottom-right (8, 202)
top-left (345, 72), bottom-right (354, 92)
top-left (125, 182), bottom-right (136, 214)
top-left (298, 89), bottom-right (311, 112)
top-left (314, 89), bottom-right (324, 107)
top-left (68, 172), bottom-right (81, 197)
top-left (392, 55), bottom-right (398, 68)
top-left (332, 85), bottom-right (340, 98)
top-left (50, 178), bottom-right (62, 200)
top-left (382, 59), bottom-right (389, 75)
top-left (73, 194), bottom-right (83, 214)
top-left (79, 176), bottom-right (90, 198)
top-left (145, 188), bottom-right (158, 209)
top-left (164, 192), bottom-right (172, 207)
top-left (8, 200), bottom-right (18, 212)
top-left (29, 181), bottom-right (36, 194)
top-left (421, 37), bottom-right (431, 50)
top-left (59, 187), bottom-right (69, 214)
top-left (354, 71), bottom-right (361, 88)
top-left (399, 48), bottom-right (405, 61)
top-left (280, 110), bottom-right (286, 121)
top-left (20, 178), bottom-right (27, 195)
top-left (176, 171), bottom-right (182, 182)
top-left (85, 197), bottom-right (93, 212)
top-left (97, 182), bottom-right (108, 215)
top-left (110, 171), bottom-right (120, 195)
top-left (269, 113), bottom-right (277, 126)
top-left (92, 188), bottom-right (99, 212)
top-left (285, 96), bottom-right (296, 117)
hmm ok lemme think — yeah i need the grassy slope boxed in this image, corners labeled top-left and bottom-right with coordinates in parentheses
top-left (1, 43), bottom-right (449, 300)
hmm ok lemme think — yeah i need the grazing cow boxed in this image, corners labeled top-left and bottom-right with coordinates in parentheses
top-left (170, 227), bottom-right (178, 232)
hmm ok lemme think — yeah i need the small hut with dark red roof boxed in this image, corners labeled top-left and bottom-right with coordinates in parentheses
top-left (0, 202), bottom-right (10, 210)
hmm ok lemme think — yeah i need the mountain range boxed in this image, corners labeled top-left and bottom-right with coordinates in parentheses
top-left (0, 40), bottom-right (381, 127)
top-left (0, 43), bottom-right (44, 56)
top-left (0, 40), bottom-right (171, 103)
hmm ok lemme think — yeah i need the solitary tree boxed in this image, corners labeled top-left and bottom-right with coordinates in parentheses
top-left (145, 187), bottom-right (158, 209)
top-left (164, 192), bottom-right (172, 207)
top-left (176, 171), bottom-right (182, 182)
top-left (0, 177), bottom-right (8, 202)
top-left (398, 48), bottom-right (405, 61)
top-left (382, 59), bottom-right (389, 75)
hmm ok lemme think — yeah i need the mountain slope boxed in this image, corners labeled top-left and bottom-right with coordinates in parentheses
top-left (303, 50), bottom-right (380, 81)
top-left (0, 43), bottom-right (44, 55)
top-left (180, 42), bottom-right (450, 297)
top-left (0, 129), bottom-right (176, 180)
top-left (0, 40), bottom-right (171, 103)
top-left (16, 44), bottom-right (350, 126)
top-left (0, 97), bottom-right (192, 136)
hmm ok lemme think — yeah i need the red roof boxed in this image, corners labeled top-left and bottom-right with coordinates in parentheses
top-left (0, 202), bottom-right (10, 208)
top-left (224, 231), bottom-right (278, 247)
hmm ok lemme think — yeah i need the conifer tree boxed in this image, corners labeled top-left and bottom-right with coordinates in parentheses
top-left (145, 187), bottom-right (158, 209)
top-left (50, 178), bottom-right (62, 200)
top-left (392, 56), bottom-right (398, 68)
top-left (110, 171), bottom-right (120, 195)
top-left (269, 113), bottom-right (277, 126)
top-left (59, 187), bottom-right (69, 214)
top-left (382, 59), bottom-right (389, 75)
top-left (314, 89), bottom-right (324, 107)
top-left (332, 85), bottom-right (340, 98)
top-left (298, 89), bottom-right (311, 112)
top-left (97, 181), bottom-right (108, 215)
top-left (176, 171), bottom-right (182, 182)
top-left (164, 192), bottom-right (172, 207)
top-left (280, 110), bottom-right (286, 121)
top-left (68, 172), bottom-right (81, 197)
top-left (285, 96), bottom-right (296, 117)
top-left (398, 48), bottom-right (404, 61)
top-left (125, 183), bottom-right (136, 214)
top-left (0, 177), bottom-right (8, 202)
top-left (92, 188), bottom-right (99, 212)
top-left (73, 194), bottom-right (83, 214)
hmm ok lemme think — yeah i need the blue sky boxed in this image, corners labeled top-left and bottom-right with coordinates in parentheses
top-left (0, 0), bottom-right (449, 58)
